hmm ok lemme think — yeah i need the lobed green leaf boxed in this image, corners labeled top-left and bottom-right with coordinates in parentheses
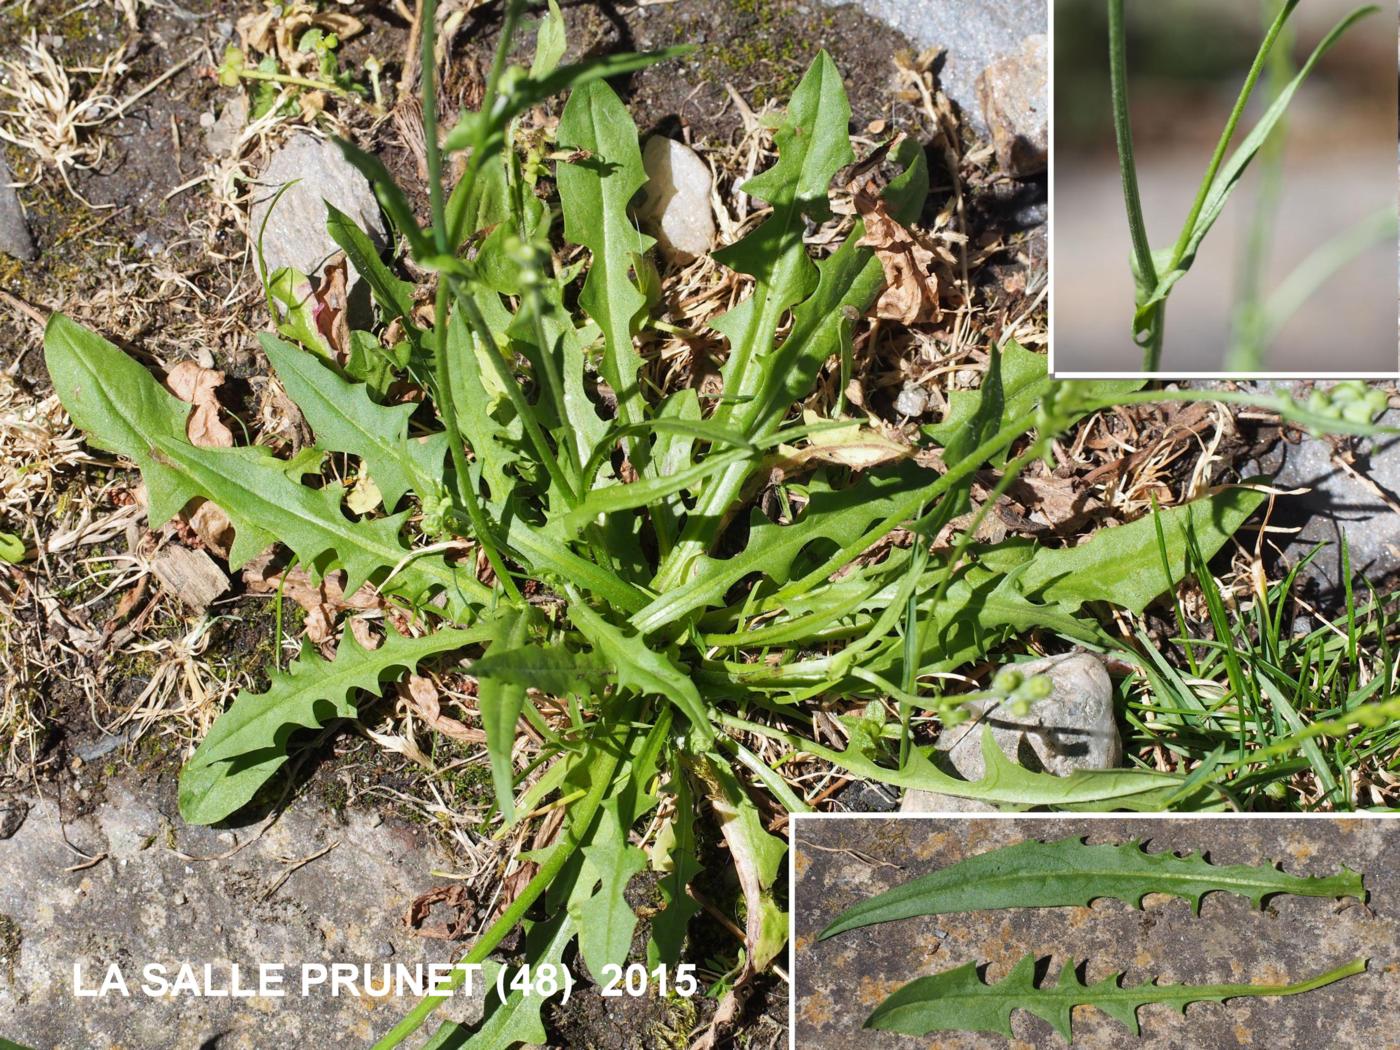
top-left (179, 626), bottom-right (487, 824)
top-left (819, 835), bottom-right (1365, 939)
top-left (865, 954), bottom-right (1368, 1039)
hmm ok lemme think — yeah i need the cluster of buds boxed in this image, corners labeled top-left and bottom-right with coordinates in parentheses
top-left (1303, 381), bottom-right (1389, 429)
top-left (992, 668), bottom-right (1055, 716)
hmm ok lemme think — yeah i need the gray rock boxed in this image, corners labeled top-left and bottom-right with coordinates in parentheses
top-left (0, 155), bottom-right (36, 261)
top-left (820, 0), bottom-right (1047, 128)
top-left (1247, 397), bottom-right (1400, 592)
top-left (0, 781), bottom-right (483, 1048)
top-left (204, 93), bottom-right (248, 157)
top-left (902, 652), bottom-right (1120, 813)
top-left (638, 136), bottom-right (715, 262)
top-left (248, 133), bottom-right (387, 284)
top-left (893, 382), bottom-right (929, 418)
top-left (977, 34), bottom-right (1047, 177)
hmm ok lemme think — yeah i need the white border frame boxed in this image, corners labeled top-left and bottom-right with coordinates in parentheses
top-left (1046, 0), bottom-right (1400, 380)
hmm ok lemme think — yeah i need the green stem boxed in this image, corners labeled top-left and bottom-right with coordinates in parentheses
top-left (419, 0), bottom-right (519, 603)
top-left (1252, 207), bottom-right (1397, 354)
top-left (421, 0), bottom-right (447, 257)
top-left (1107, 0), bottom-right (1156, 298)
top-left (446, 0), bottom-right (528, 247)
top-left (448, 275), bottom-right (580, 505)
top-left (370, 726), bottom-right (631, 1048)
top-left (1227, 0), bottom-right (1295, 370)
top-left (235, 68), bottom-right (356, 97)
top-left (432, 283), bottom-right (522, 603)
top-left (1072, 386), bottom-right (1395, 438)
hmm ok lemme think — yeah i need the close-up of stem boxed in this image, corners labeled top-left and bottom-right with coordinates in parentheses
top-left (1087, 0), bottom-right (1389, 373)
top-left (1106, 0), bottom-right (1159, 367)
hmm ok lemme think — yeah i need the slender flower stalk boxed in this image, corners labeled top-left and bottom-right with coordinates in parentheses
top-left (422, 0), bottom-right (522, 602)
top-left (1109, 0), bottom-right (1309, 371)
top-left (1107, 0), bottom-right (1155, 298)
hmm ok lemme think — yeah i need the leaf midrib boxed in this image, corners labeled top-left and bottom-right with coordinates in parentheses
top-left (154, 437), bottom-right (482, 602)
top-left (858, 863), bottom-right (1344, 909)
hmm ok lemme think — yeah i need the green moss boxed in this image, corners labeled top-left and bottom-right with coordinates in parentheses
top-left (106, 643), bottom-right (161, 685)
top-left (424, 737), bottom-right (497, 832)
top-left (677, 0), bottom-right (817, 109)
top-left (131, 726), bottom-right (180, 776)
top-left (651, 993), bottom-right (700, 1049)
top-left (319, 776), bottom-right (350, 819)
top-left (0, 913), bottom-right (21, 985)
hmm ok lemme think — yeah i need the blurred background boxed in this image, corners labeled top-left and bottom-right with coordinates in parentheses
top-left (1052, 0), bottom-right (1397, 373)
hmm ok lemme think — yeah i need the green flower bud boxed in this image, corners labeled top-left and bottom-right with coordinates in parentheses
top-left (1021, 674), bottom-right (1054, 701)
top-left (993, 669), bottom-right (1023, 694)
top-left (217, 46), bottom-right (246, 87)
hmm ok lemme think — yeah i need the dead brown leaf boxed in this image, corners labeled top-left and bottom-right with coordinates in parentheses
top-left (856, 187), bottom-right (945, 325)
top-left (405, 884), bottom-right (474, 940)
top-left (187, 500), bottom-right (234, 559)
top-left (237, 3), bottom-right (364, 77)
top-left (1009, 474), bottom-right (1101, 533)
top-left (242, 559), bottom-right (404, 644)
top-left (348, 616), bottom-right (380, 651)
top-left (312, 255), bottom-right (351, 361)
top-left (399, 674), bottom-right (484, 744)
top-left (165, 361), bottom-right (234, 448)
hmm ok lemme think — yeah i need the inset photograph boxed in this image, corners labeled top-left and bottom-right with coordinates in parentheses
top-left (792, 816), bottom-right (1398, 1048)
top-left (1051, 0), bottom-right (1398, 375)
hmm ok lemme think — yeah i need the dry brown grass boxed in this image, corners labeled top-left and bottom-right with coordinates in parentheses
top-left (0, 32), bottom-right (130, 204)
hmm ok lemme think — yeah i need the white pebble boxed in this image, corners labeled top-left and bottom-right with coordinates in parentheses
top-left (894, 382), bottom-right (929, 418)
top-left (638, 137), bottom-right (715, 262)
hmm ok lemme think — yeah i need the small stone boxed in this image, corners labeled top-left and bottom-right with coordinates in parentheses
top-left (0, 800), bottom-right (28, 840)
top-left (893, 382), bottom-right (929, 418)
top-left (375, 941), bottom-right (395, 958)
top-left (638, 137), bottom-right (715, 263)
top-left (902, 652), bottom-right (1119, 813)
top-left (976, 33), bottom-right (1047, 178)
top-left (0, 155), bottom-right (37, 261)
top-left (248, 132), bottom-right (388, 284)
top-left (204, 93), bottom-right (248, 157)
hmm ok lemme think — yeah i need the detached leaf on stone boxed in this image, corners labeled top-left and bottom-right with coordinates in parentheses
top-left (865, 954), bottom-right (1368, 1040)
top-left (820, 834), bottom-right (1366, 939)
